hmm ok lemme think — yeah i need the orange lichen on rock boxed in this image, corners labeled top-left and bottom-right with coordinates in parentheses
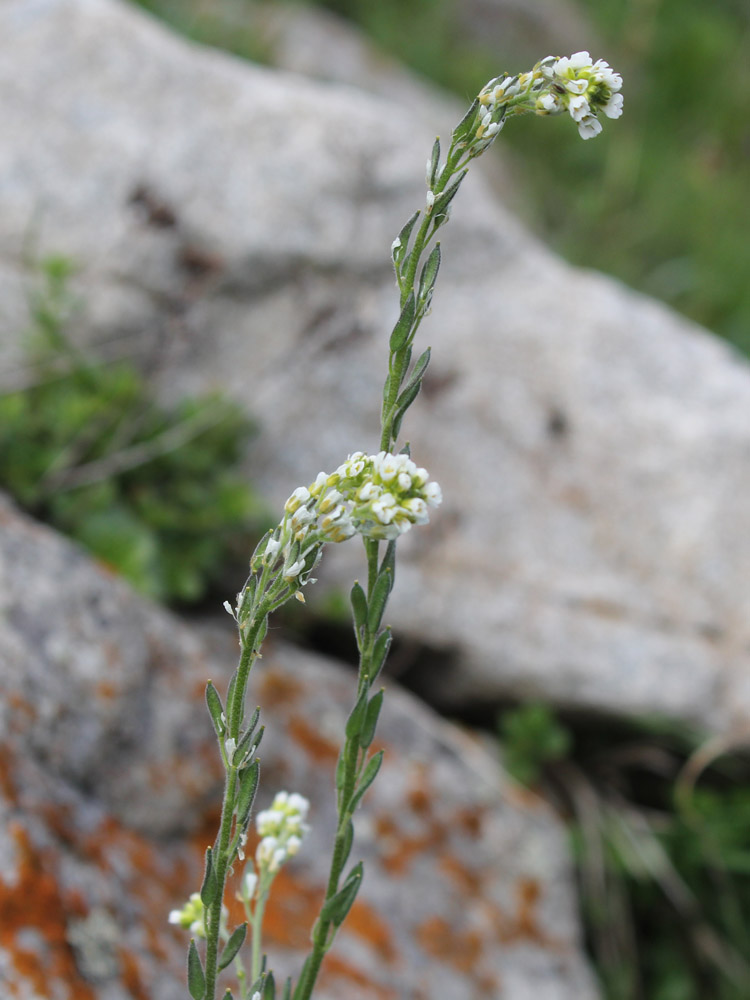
top-left (414, 915), bottom-right (482, 973)
top-left (0, 824), bottom-right (96, 1000)
top-left (261, 868), bottom-right (326, 950)
top-left (258, 669), bottom-right (304, 708)
top-left (344, 898), bottom-right (398, 963)
top-left (288, 715), bottom-right (339, 765)
top-left (319, 953), bottom-right (399, 1000)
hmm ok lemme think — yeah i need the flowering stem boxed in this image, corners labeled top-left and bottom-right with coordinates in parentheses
top-left (251, 880), bottom-right (271, 983)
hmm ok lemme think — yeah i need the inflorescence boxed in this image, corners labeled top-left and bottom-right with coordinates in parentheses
top-left (467, 50), bottom-right (623, 151)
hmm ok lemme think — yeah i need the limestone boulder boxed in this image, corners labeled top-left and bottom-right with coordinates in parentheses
top-left (0, 492), bottom-right (597, 999)
top-left (1, 0), bottom-right (749, 731)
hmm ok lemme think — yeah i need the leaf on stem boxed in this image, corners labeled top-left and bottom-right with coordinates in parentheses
top-left (433, 170), bottom-right (468, 221)
top-left (236, 759), bottom-right (261, 827)
top-left (349, 582), bottom-right (368, 637)
top-left (359, 690), bottom-right (384, 749)
top-left (452, 98), bottom-right (479, 145)
top-left (205, 681), bottom-right (225, 738)
top-left (218, 923), bottom-right (247, 971)
top-left (367, 568), bottom-right (392, 634)
top-left (263, 971), bottom-right (276, 999)
top-left (200, 846), bottom-right (218, 907)
top-left (187, 940), bottom-right (206, 1000)
top-left (427, 137), bottom-right (441, 187)
top-left (392, 210), bottom-right (421, 269)
top-left (389, 293), bottom-right (415, 353)
top-left (345, 687), bottom-right (369, 741)
top-left (370, 628), bottom-right (392, 682)
top-left (320, 862), bottom-right (364, 929)
top-left (350, 751), bottom-right (384, 813)
top-left (418, 245), bottom-right (441, 305)
top-left (281, 978), bottom-right (292, 1000)
top-left (340, 818), bottom-right (355, 871)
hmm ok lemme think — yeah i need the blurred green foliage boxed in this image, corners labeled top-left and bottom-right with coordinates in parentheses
top-left (132, 0), bottom-right (750, 351)
top-left (0, 256), bottom-right (266, 603)
top-left (499, 702), bottom-right (750, 1000)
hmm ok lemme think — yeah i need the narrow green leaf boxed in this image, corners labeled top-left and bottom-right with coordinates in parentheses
top-left (223, 992), bottom-right (235, 1000)
top-left (263, 971), bottom-right (276, 1000)
top-left (199, 847), bottom-right (217, 907)
top-left (379, 541), bottom-right (396, 583)
top-left (225, 669), bottom-right (238, 729)
top-left (393, 210), bottom-right (420, 265)
top-left (433, 171), bottom-right (467, 219)
top-left (235, 714), bottom-right (261, 764)
top-left (370, 628), bottom-right (392, 682)
top-left (367, 568), bottom-right (392, 634)
top-left (399, 348), bottom-right (431, 401)
top-left (359, 690), bottom-right (384, 749)
top-left (394, 381), bottom-right (421, 420)
top-left (451, 98), bottom-right (479, 145)
top-left (205, 682), bottom-right (225, 738)
top-left (218, 922), bottom-right (247, 971)
top-left (340, 819), bottom-right (355, 871)
top-left (345, 687), bottom-right (369, 741)
top-left (320, 863), bottom-right (364, 927)
top-left (281, 977), bottom-right (292, 1000)
top-left (187, 940), bottom-right (206, 1000)
top-left (349, 582), bottom-right (368, 634)
top-left (350, 751), bottom-right (384, 812)
top-left (428, 137), bottom-right (441, 187)
top-left (236, 759), bottom-right (261, 826)
top-left (389, 293), bottom-right (415, 353)
top-left (418, 245), bottom-right (441, 304)
top-left (292, 957), bottom-right (312, 1000)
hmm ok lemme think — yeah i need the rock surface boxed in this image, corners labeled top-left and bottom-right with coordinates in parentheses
top-left (1, 0), bottom-right (750, 731)
top-left (0, 492), bottom-right (597, 999)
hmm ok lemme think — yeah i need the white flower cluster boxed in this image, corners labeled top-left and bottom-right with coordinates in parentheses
top-left (536, 51), bottom-right (623, 139)
top-left (334, 451), bottom-right (442, 541)
top-left (249, 451), bottom-right (442, 589)
top-left (168, 893), bottom-right (207, 937)
top-left (254, 791), bottom-right (311, 875)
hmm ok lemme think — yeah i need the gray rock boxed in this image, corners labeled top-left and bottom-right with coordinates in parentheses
top-left (0, 492), bottom-right (597, 998)
top-left (1, 0), bottom-right (749, 732)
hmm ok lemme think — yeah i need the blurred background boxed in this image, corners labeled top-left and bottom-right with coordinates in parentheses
top-left (3, 1), bottom-right (750, 998)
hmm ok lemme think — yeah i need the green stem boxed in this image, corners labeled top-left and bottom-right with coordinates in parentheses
top-left (204, 764), bottom-right (238, 1000)
top-left (229, 598), bottom-right (272, 740)
top-left (251, 882), bottom-right (271, 982)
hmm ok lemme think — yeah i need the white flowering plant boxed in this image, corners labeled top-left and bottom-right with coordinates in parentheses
top-left (169, 50), bottom-right (623, 1000)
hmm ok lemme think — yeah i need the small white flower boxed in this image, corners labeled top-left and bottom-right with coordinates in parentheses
top-left (568, 50), bottom-right (593, 70)
top-left (423, 481), bottom-right (443, 507)
top-left (391, 235), bottom-right (402, 254)
top-left (224, 737), bottom-right (236, 761)
top-left (425, 190), bottom-right (435, 212)
top-left (168, 910), bottom-right (182, 925)
top-left (284, 486), bottom-right (310, 513)
top-left (603, 92), bottom-right (624, 119)
top-left (565, 77), bottom-right (589, 96)
top-left (287, 793), bottom-right (310, 817)
top-left (484, 121), bottom-right (502, 138)
top-left (577, 113), bottom-right (603, 140)
top-left (286, 835), bottom-right (302, 857)
top-left (223, 600), bottom-right (235, 617)
top-left (567, 95), bottom-right (590, 122)
top-left (283, 559), bottom-right (304, 580)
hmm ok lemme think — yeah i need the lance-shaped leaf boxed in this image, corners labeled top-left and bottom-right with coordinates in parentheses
top-left (350, 750), bottom-right (384, 813)
top-left (418, 245), bottom-right (441, 305)
top-left (379, 540), bottom-right (396, 583)
top-left (187, 940), bottom-right (206, 1000)
top-left (218, 923), bottom-right (247, 971)
top-left (433, 170), bottom-right (467, 219)
top-left (281, 977), bottom-right (292, 1000)
top-left (236, 759), bottom-right (261, 826)
top-left (389, 293), bottom-right (415, 352)
top-left (263, 971), bottom-right (276, 999)
top-left (392, 210), bottom-right (420, 268)
top-left (427, 136), bottom-right (441, 187)
top-left (205, 682), bottom-right (225, 738)
top-left (345, 687), bottom-right (369, 741)
top-left (225, 669), bottom-right (239, 728)
top-left (392, 382), bottom-right (422, 433)
top-left (320, 862), bottom-right (364, 928)
top-left (452, 97), bottom-right (479, 145)
top-left (370, 628), bottom-right (392, 682)
top-left (359, 690), bottom-right (384, 749)
top-left (340, 818), bottom-right (355, 871)
top-left (234, 714), bottom-right (261, 765)
top-left (292, 957), bottom-right (313, 1000)
top-left (367, 567), bottom-right (393, 634)
top-left (398, 348), bottom-right (431, 404)
top-left (199, 846), bottom-right (218, 907)
top-left (349, 582), bottom-right (368, 635)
